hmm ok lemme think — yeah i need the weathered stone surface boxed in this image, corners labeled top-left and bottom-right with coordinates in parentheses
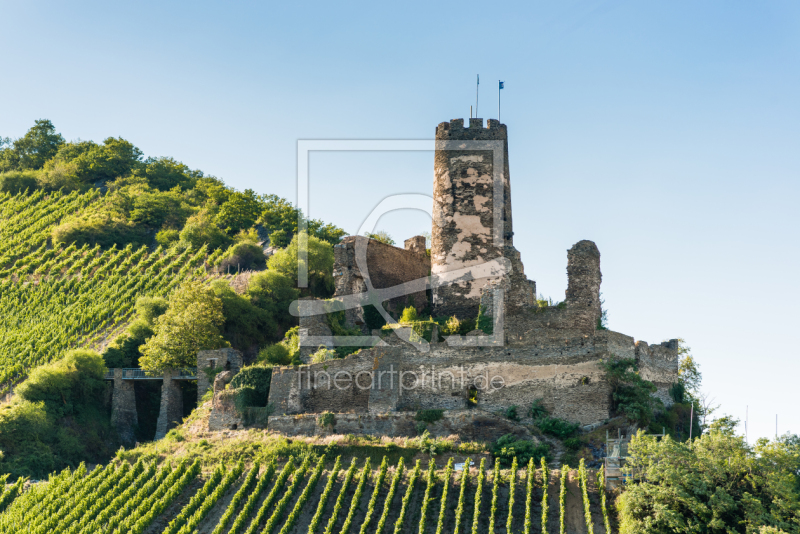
top-left (208, 389), bottom-right (244, 431)
top-left (110, 368), bottom-right (137, 446)
top-left (332, 235), bottom-right (430, 330)
top-left (267, 409), bottom-right (535, 442)
top-left (154, 370), bottom-right (183, 440)
top-left (197, 348), bottom-right (243, 403)
top-left (431, 119), bottom-right (534, 318)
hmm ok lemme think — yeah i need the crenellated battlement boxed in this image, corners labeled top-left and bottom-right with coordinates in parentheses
top-left (436, 118), bottom-right (506, 139)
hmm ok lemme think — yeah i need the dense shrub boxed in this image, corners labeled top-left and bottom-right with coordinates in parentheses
top-left (52, 211), bottom-right (148, 248)
top-left (492, 434), bottom-right (551, 467)
top-left (179, 209), bottom-right (232, 251)
top-left (0, 350), bottom-right (117, 478)
top-left (603, 358), bottom-right (662, 426)
top-left (0, 170), bottom-right (40, 193)
top-left (267, 231), bottom-right (335, 297)
top-left (219, 242), bottom-right (267, 272)
top-left (536, 416), bottom-right (580, 440)
top-left (211, 280), bottom-right (276, 351)
top-left (229, 366), bottom-right (272, 407)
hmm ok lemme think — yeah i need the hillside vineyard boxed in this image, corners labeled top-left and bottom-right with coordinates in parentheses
top-left (0, 456), bottom-right (611, 534)
top-left (0, 189), bottom-right (217, 394)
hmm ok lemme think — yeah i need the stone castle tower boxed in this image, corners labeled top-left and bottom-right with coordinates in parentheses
top-left (431, 118), bottom-right (534, 318)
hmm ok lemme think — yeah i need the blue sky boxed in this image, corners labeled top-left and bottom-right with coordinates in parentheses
top-left (2, 0), bottom-right (799, 441)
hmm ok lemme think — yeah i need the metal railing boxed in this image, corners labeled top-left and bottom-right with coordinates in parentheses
top-left (104, 368), bottom-right (198, 380)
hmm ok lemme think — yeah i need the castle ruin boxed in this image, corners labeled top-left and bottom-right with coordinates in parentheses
top-left (261, 118), bottom-right (680, 438)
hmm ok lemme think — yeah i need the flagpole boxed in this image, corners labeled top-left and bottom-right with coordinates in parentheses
top-left (476, 75), bottom-right (479, 118)
top-left (498, 80), bottom-right (501, 122)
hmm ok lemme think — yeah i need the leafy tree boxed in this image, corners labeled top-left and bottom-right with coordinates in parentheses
top-left (219, 242), bottom-right (267, 271)
top-left (308, 219), bottom-right (346, 245)
top-left (52, 210), bottom-right (148, 248)
top-left (678, 339), bottom-right (702, 396)
top-left (49, 137), bottom-right (143, 184)
top-left (4, 119), bottom-right (65, 170)
top-left (258, 326), bottom-right (301, 365)
top-left (216, 189), bottom-right (261, 234)
top-left (133, 156), bottom-right (200, 191)
top-left (138, 281), bottom-right (228, 370)
top-left (364, 230), bottom-right (395, 245)
top-left (247, 270), bottom-right (300, 332)
top-left (129, 187), bottom-right (193, 229)
top-left (617, 430), bottom-right (800, 533)
top-left (0, 170), bottom-right (40, 193)
top-left (210, 280), bottom-right (276, 351)
top-left (603, 357), bottom-right (661, 426)
top-left (179, 208), bottom-right (232, 251)
top-left (267, 231), bottom-right (335, 297)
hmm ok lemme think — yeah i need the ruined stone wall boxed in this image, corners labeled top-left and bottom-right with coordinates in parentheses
top-left (503, 241), bottom-right (602, 343)
top-left (268, 332), bottom-right (623, 426)
top-left (333, 235), bottom-right (430, 329)
top-left (636, 339), bottom-right (680, 407)
top-left (208, 389), bottom-right (244, 431)
top-left (267, 409), bottom-right (534, 442)
top-left (268, 353), bottom-right (374, 415)
top-left (110, 368), bottom-right (137, 446)
top-left (154, 370), bottom-right (183, 439)
top-left (197, 348), bottom-right (243, 403)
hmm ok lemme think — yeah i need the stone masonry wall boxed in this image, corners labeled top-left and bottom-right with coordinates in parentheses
top-left (333, 235), bottom-right (430, 329)
top-left (267, 409), bottom-right (534, 442)
top-left (110, 368), bottom-right (137, 446)
top-left (154, 370), bottom-right (183, 440)
top-left (636, 339), bottom-right (680, 407)
top-left (197, 348), bottom-right (243, 403)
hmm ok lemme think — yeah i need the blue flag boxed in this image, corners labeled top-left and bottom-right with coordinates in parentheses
top-left (499, 81), bottom-right (504, 89)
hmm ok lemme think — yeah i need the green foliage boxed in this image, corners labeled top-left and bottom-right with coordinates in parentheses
top-left (135, 296), bottom-right (169, 325)
top-left (470, 458), bottom-right (486, 534)
top-left (211, 279), bottom-right (276, 350)
top-left (505, 405), bottom-right (520, 421)
top-left (541, 457), bottom-right (550, 534)
top-left (536, 416), bottom-right (580, 440)
top-left (578, 459), bottom-right (595, 534)
top-left (132, 156), bottom-right (200, 191)
top-left (0, 119), bottom-right (64, 171)
top-left (399, 305), bottom-right (418, 323)
top-left (363, 304), bottom-right (388, 332)
top-left (493, 434), bottom-right (551, 467)
top-left (258, 326), bottom-right (300, 366)
top-left (267, 231), bottom-right (335, 297)
top-left (523, 457), bottom-right (533, 534)
top-left (394, 459), bottom-right (421, 534)
top-left (139, 280), bottom-right (228, 370)
top-left (247, 270), bottom-right (300, 332)
top-left (52, 210), bottom-right (149, 248)
top-left (375, 458), bottom-right (405, 534)
top-left (0, 350), bottom-right (117, 478)
top-left (564, 437), bottom-right (583, 451)
top-left (529, 399), bottom-right (548, 419)
top-left (364, 230), bottom-right (395, 245)
top-left (310, 346), bottom-right (338, 363)
top-left (278, 456), bottom-right (327, 534)
top-left (649, 401), bottom-right (702, 441)
top-left (618, 430), bottom-right (800, 534)
top-left (559, 464), bottom-right (569, 534)
top-left (596, 292), bottom-right (608, 330)
top-left (0, 170), bottom-right (40, 193)
top-left (418, 459), bottom-right (437, 534)
top-left (359, 457), bottom-right (390, 534)
top-left (318, 412), bottom-right (336, 429)
top-left (415, 409), bottom-right (444, 424)
top-left (216, 189), bottom-right (261, 234)
top-left (307, 456), bottom-right (342, 534)
top-left (435, 458), bottom-right (455, 534)
top-left (476, 304), bottom-right (493, 334)
top-left (597, 467), bottom-right (611, 534)
top-left (229, 366), bottom-right (272, 407)
top-left (179, 208), bottom-right (233, 251)
top-left (340, 458), bottom-right (371, 534)
top-left (602, 357), bottom-right (661, 426)
top-left (220, 242), bottom-right (267, 271)
top-left (453, 458), bottom-right (470, 534)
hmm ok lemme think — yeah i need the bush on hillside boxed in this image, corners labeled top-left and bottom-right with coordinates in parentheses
top-left (617, 430), bottom-right (800, 533)
top-left (229, 366), bottom-right (272, 407)
top-left (139, 281), bottom-right (228, 370)
top-left (267, 231), bottom-right (334, 297)
top-left (492, 434), bottom-right (551, 467)
top-left (52, 211), bottom-right (148, 248)
top-left (219, 242), bottom-right (267, 272)
top-left (0, 350), bottom-right (117, 478)
top-left (247, 270), bottom-right (299, 332)
top-left (603, 357), bottom-right (662, 426)
top-left (179, 209), bottom-right (232, 251)
top-left (0, 170), bottom-right (40, 193)
top-left (211, 279), bottom-right (276, 351)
